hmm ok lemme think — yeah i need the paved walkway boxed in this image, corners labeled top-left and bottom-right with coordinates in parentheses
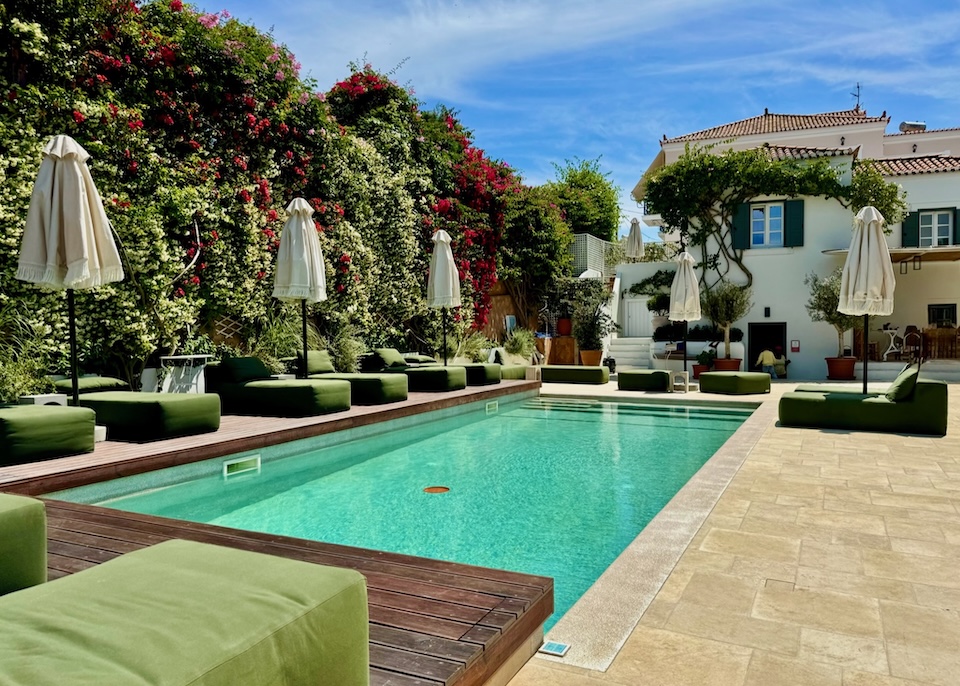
top-left (508, 380), bottom-right (960, 686)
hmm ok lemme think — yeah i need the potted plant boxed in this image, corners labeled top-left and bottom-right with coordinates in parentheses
top-left (571, 280), bottom-right (618, 366)
top-left (700, 281), bottom-right (752, 371)
top-left (692, 348), bottom-right (716, 380)
top-left (646, 292), bottom-right (671, 330)
top-left (805, 268), bottom-right (861, 380)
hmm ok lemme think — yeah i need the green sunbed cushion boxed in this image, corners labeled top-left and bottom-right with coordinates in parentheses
top-left (0, 494), bottom-right (46, 595)
top-left (372, 348), bottom-right (407, 368)
top-left (460, 363), bottom-right (502, 386)
top-left (78, 392), bottom-right (221, 441)
top-left (699, 371), bottom-right (771, 395)
top-left (885, 363), bottom-right (919, 402)
top-left (298, 350), bottom-right (336, 375)
top-left (540, 365), bottom-right (610, 384)
top-left (618, 370), bottom-right (671, 391)
top-left (383, 365), bottom-right (467, 391)
top-left (53, 376), bottom-right (130, 394)
top-left (308, 372), bottom-right (408, 404)
top-left (500, 365), bottom-right (528, 380)
top-left (218, 379), bottom-right (351, 417)
top-left (403, 353), bottom-right (437, 364)
top-left (221, 356), bottom-right (273, 383)
top-left (0, 405), bottom-right (95, 465)
top-left (0, 539), bottom-right (369, 686)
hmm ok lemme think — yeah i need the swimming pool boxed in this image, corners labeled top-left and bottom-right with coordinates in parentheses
top-left (51, 395), bottom-right (751, 629)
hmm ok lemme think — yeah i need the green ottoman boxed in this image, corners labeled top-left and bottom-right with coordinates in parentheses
top-left (78, 392), bottom-right (221, 441)
top-left (540, 365), bottom-right (610, 384)
top-left (699, 371), bottom-right (771, 395)
top-left (0, 405), bottom-right (95, 465)
top-left (617, 369), bottom-right (671, 391)
top-left (461, 363), bottom-right (502, 386)
top-left (218, 379), bottom-right (352, 417)
top-left (500, 365), bottom-right (529, 380)
top-left (385, 365), bottom-right (468, 392)
top-left (0, 539), bottom-right (369, 686)
top-left (309, 372), bottom-right (408, 404)
top-left (0, 494), bottom-right (46, 595)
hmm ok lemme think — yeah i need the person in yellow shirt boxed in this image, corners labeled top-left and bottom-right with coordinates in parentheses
top-left (756, 348), bottom-right (778, 378)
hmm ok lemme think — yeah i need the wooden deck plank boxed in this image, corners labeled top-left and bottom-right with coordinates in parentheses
top-left (2, 382), bottom-right (552, 686)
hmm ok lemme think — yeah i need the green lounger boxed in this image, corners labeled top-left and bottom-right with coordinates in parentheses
top-left (0, 405), bottom-right (95, 465)
top-left (500, 365), bottom-right (529, 380)
top-left (360, 348), bottom-right (467, 392)
top-left (52, 375), bottom-right (130, 394)
top-left (0, 494), bottom-right (46, 595)
top-left (779, 367), bottom-right (947, 436)
top-left (0, 530), bottom-right (369, 685)
top-left (208, 357), bottom-right (352, 417)
top-left (460, 363), bottom-right (502, 386)
top-left (300, 350), bottom-right (408, 404)
top-left (78, 392), bottom-right (221, 441)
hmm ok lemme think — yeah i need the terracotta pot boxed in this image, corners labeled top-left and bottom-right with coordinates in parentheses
top-left (713, 358), bottom-right (742, 371)
top-left (556, 318), bottom-right (572, 336)
top-left (825, 356), bottom-right (856, 380)
top-left (692, 364), bottom-right (710, 380)
top-left (579, 349), bottom-right (603, 366)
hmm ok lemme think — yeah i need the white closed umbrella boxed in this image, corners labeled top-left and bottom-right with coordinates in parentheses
top-left (426, 229), bottom-right (461, 365)
top-left (839, 205), bottom-right (896, 392)
top-left (273, 197), bottom-right (327, 378)
top-left (668, 251), bottom-right (701, 371)
top-left (625, 218), bottom-right (644, 260)
top-left (16, 134), bottom-right (125, 405)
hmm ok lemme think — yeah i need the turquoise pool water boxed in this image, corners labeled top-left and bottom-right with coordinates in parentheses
top-left (52, 396), bottom-right (751, 629)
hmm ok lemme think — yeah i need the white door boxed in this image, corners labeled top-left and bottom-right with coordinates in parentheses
top-left (624, 299), bottom-right (653, 337)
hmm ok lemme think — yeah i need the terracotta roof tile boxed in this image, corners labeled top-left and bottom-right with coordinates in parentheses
top-left (872, 155), bottom-right (960, 176)
top-left (761, 144), bottom-right (858, 161)
top-left (665, 108), bottom-right (888, 144)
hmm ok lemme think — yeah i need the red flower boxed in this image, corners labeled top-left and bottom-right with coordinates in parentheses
top-left (238, 189), bottom-right (252, 203)
top-left (266, 209), bottom-right (278, 222)
top-left (72, 110), bottom-right (86, 123)
top-left (128, 119), bottom-right (143, 131)
top-left (170, 0), bottom-right (183, 11)
top-left (128, 160), bottom-right (138, 173)
top-left (336, 284), bottom-right (345, 293)
top-left (159, 114), bottom-right (174, 126)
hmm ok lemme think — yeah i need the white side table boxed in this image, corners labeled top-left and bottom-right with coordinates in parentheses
top-left (19, 393), bottom-right (68, 406)
top-left (160, 355), bottom-right (213, 393)
top-left (669, 370), bottom-right (689, 393)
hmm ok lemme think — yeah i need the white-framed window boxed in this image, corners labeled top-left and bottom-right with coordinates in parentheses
top-left (751, 202), bottom-right (783, 247)
top-left (919, 210), bottom-right (953, 247)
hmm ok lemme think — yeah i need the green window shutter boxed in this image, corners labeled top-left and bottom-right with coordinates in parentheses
top-left (954, 208), bottom-right (960, 245)
top-left (732, 203), bottom-right (750, 250)
top-left (784, 199), bottom-right (804, 247)
top-left (901, 211), bottom-right (920, 247)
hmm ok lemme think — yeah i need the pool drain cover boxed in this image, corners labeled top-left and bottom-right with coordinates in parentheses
top-left (423, 486), bottom-right (449, 493)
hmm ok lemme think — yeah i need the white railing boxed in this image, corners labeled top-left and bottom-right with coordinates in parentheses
top-left (572, 233), bottom-right (615, 278)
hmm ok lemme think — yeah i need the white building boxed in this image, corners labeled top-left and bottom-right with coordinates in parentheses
top-left (617, 108), bottom-right (960, 380)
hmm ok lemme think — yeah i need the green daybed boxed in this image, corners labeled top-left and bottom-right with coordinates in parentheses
top-left (361, 348), bottom-right (467, 392)
top-left (779, 366), bottom-right (948, 436)
top-left (300, 350), bottom-right (408, 405)
top-left (0, 405), bottom-right (96, 466)
top-left (77, 392), bottom-right (221, 441)
top-left (540, 364), bottom-right (609, 385)
top-left (698, 371), bottom-right (771, 395)
top-left (207, 357), bottom-right (352, 417)
top-left (617, 369), bottom-right (671, 392)
top-left (0, 494), bottom-right (370, 686)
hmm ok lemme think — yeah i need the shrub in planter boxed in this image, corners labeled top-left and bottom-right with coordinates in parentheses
top-left (646, 292), bottom-right (671, 317)
top-left (701, 281), bottom-right (752, 359)
top-left (504, 328), bottom-right (536, 358)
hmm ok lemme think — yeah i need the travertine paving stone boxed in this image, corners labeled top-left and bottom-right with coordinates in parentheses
top-left (507, 383), bottom-right (960, 686)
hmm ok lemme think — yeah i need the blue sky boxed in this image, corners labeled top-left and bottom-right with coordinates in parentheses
top-left (197, 0), bottom-right (960, 240)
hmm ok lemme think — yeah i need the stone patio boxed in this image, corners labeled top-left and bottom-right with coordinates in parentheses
top-left (508, 381), bottom-right (960, 686)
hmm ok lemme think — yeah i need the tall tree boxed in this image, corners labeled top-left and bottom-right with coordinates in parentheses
top-left (546, 158), bottom-right (621, 241)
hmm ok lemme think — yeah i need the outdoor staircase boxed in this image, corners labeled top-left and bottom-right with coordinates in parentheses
top-left (607, 336), bottom-right (652, 370)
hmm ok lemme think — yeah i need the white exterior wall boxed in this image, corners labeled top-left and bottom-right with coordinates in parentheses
top-left (883, 130), bottom-right (960, 157)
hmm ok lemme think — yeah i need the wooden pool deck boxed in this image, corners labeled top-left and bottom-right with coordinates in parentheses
top-left (1, 380), bottom-right (552, 686)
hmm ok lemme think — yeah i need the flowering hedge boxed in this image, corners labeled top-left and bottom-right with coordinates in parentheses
top-left (0, 1), bottom-right (553, 382)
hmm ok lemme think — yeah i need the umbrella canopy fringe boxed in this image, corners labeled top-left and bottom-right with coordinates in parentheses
top-left (15, 264), bottom-right (61, 286)
top-left (838, 297), bottom-right (895, 315)
top-left (273, 288), bottom-right (325, 302)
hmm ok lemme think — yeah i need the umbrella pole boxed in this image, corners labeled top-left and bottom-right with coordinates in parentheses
top-left (301, 299), bottom-right (308, 379)
top-left (683, 321), bottom-right (688, 372)
top-left (67, 289), bottom-right (79, 406)
top-left (862, 314), bottom-right (869, 394)
top-left (442, 307), bottom-right (448, 366)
